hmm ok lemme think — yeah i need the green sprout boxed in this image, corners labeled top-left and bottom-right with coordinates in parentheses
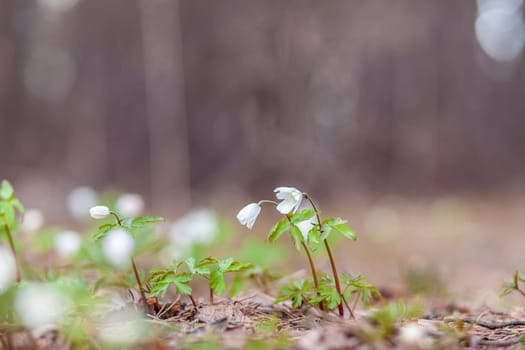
top-left (502, 271), bottom-right (525, 298)
top-left (90, 205), bottom-right (164, 306)
top-left (237, 186), bottom-right (360, 317)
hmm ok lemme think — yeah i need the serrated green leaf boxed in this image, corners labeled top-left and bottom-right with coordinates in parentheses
top-left (98, 223), bottom-right (117, 235)
top-left (218, 257), bottom-right (234, 272)
top-left (173, 278), bottom-right (192, 295)
top-left (0, 203), bottom-right (15, 228)
top-left (332, 224), bottom-right (356, 240)
top-left (268, 218), bottom-right (290, 243)
top-left (210, 271), bottom-right (227, 295)
top-left (0, 180), bottom-right (14, 200)
top-left (308, 225), bottom-right (321, 244)
top-left (225, 261), bottom-right (252, 272)
top-left (289, 224), bottom-right (303, 251)
top-left (290, 210), bottom-right (315, 224)
top-left (9, 198), bottom-right (24, 215)
top-left (196, 257), bottom-right (218, 267)
top-left (132, 216), bottom-right (164, 226)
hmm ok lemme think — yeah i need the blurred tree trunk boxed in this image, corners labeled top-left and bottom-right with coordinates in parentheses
top-left (139, 0), bottom-right (190, 214)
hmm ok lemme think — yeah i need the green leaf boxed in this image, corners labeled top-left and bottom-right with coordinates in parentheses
top-left (173, 275), bottom-right (193, 295)
top-left (185, 257), bottom-right (210, 275)
top-left (268, 218), bottom-right (290, 243)
top-left (308, 225), bottom-right (321, 244)
top-left (289, 224), bottom-right (303, 251)
top-left (9, 198), bottom-right (25, 215)
top-left (332, 224), bottom-right (356, 240)
top-left (210, 271), bottom-right (227, 295)
top-left (131, 216), bottom-right (164, 227)
top-left (218, 257), bottom-right (234, 272)
top-left (0, 203), bottom-right (15, 228)
top-left (229, 275), bottom-right (244, 297)
top-left (196, 257), bottom-right (218, 267)
top-left (225, 261), bottom-right (252, 273)
top-left (290, 210), bottom-right (315, 224)
top-left (0, 180), bottom-right (14, 200)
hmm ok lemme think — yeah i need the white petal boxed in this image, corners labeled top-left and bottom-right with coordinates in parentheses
top-left (89, 206), bottom-right (110, 219)
top-left (237, 203), bottom-right (261, 229)
top-left (276, 200), bottom-right (296, 214)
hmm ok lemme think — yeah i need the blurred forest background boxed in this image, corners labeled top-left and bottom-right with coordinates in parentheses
top-left (2, 0), bottom-right (525, 212)
top-left (2, 0), bottom-right (525, 293)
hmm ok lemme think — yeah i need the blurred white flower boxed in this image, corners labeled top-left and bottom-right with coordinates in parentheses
top-left (0, 247), bottom-right (16, 292)
top-left (102, 229), bottom-right (134, 268)
top-left (97, 307), bottom-right (149, 345)
top-left (237, 203), bottom-right (261, 229)
top-left (22, 209), bottom-right (44, 233)
top-left (398, 323), bottom-right (432, 348)
top-left (54, 231), bottom-right (81, 258)
top-left (89, 206), bottom-right (110, 220)
top-left (116, 193), bottom-right (144, 217)
top-left (169, 209), bottom-right (219, 253)
top-left (15, 283), bottom-right (69, 329)
top-left (67, 186), bottom-right (97, 219)
top-left (274, 187), bottom-right (303, 214)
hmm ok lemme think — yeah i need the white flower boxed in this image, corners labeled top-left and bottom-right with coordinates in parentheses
top-left (0, 247), bottom-right (16, 292)
top-left (116, 193), bottom-right (144, 217)
top-left (274, 187), bottom-right (304, 214)
top-left (89, 205), bottom-right (110, 219)
top-left (398, 323), bottom-right (432, 348)
top-left (169, 208), bottom-right (219, 250)
top-left (54, 231), bottom-right (81, 258)
top-left (22, 209), bottom-right (44, 233)
top-left (67, 186), bottom-right (97, 219)
top-left (237, 203), bottom-right (262, 229)
top-left (102, 229), bottom-right (134, 268)
top-left (97, 307), bottom-right (149, 345)
top-left (15, 283), bottom-right (69, 329)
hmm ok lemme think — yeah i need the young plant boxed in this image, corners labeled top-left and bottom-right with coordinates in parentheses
top-left (90, 204), bottom-right (163, 305)
top-left (237, 186), bottom-right (357, 317)
top-left (0, 180), bottom-right (25, 282)
top-left (148, 260), bottom-right (197, 307)
top-left (502, 271), bottom-right (525, 298)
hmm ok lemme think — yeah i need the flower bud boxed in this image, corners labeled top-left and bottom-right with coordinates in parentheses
top-left (89, 205), bottom-right (110, 219)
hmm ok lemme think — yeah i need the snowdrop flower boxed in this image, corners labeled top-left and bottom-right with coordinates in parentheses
top-left (237, 203), bottom-right (262, 229)
top-left (21, 209), bottom-right (44, 233)
top-left (89, 205), bottom-right (110, 219)
top-left (15, 283), bottom-right (69, 329)
top-left (67, 186), bottom-right (97, 219)
top-left (102, 229), bottom-right (134, 268)
top-left (0, 247), bottom-right (16, 292)
top-left (116, 193), bottom-right (144, 217)
top-left (54, 231), bottom-right (81, 258)
top-left (274, 187), bottom-right (303, 214)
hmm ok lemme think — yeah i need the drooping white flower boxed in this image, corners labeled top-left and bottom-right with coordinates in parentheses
top-left (116, 193), bottom-right (144, 217)
top-left (274, 187), bottom-right (304, 214)
top-left (54, 231), bottom-right (81, 258)
top-left (21, 209), bottom-right (44, 233)
top-left (102, 229), bottom-right (134, 268)
top-left (15, 283), bottom-right (69, 329)
top-left (89, 205), bottom-right (110, 219)
top-left (237, 203), bottom-right (262, 229)
top-left (0, 247), bottom-right (16, 292)
top-left (67, 186), bottom-right (97, 219)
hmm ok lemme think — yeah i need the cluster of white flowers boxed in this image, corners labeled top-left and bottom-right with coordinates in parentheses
top-left (237, 186), bottom-right (304, 230)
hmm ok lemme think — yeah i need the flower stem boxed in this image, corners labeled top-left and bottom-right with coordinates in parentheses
top-left (131, 258), bottom-right (147, 305)
top-left (188, 295), bottom-right (197, 308)
top-left (209, 288), bottom-right (214, 305)
top-left (3, 224), bottom-right (20, 282)
top-left (301, 241), bottom-right (325, 311)
top-left (110, 211), bottom-right (123, 226)
top-left (303, 193), bottom-right (345, 317)
top-left (257, 199), bottom-right (279, 206)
